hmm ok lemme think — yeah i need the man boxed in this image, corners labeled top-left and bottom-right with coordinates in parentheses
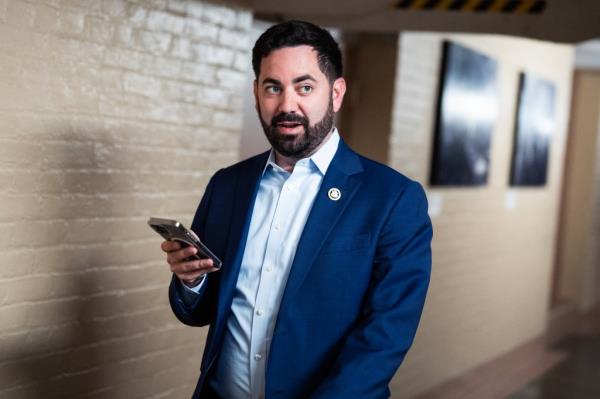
top-left (162, 20), bottom-right (432, 399)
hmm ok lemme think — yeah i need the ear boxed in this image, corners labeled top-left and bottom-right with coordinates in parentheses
top-left (331, 77), bottom-right (347, 113)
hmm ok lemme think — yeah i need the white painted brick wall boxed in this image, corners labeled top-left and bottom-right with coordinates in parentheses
top-left (0, 0), bottom-right (252, 397)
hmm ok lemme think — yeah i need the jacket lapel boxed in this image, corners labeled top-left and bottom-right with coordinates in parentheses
top-left (278, 140), bottom-right (364, 312)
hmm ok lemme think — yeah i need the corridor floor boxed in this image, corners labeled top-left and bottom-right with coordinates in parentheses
top-left (508, 334), bottom-right (600, 399)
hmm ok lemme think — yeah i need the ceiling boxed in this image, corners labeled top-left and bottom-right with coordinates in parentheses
top-left (250, 0), bottom-right (600, 43)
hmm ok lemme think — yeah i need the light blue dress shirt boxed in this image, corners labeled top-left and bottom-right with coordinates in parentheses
top-left (183, 130), bottom-right (340, 399)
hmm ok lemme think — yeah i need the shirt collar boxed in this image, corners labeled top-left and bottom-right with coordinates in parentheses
top-left (262, 128), bottom-right (340, 176)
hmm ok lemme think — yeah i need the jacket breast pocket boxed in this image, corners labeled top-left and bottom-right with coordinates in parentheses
top-left (320, 232), bottom-right (371, 254)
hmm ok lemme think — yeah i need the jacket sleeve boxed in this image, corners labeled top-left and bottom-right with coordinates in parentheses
top-left (310, 181), bottom-right (433, 399)
top-left (168, 170), bottom-right (221, 327)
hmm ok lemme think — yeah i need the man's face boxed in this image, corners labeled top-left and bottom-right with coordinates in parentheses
top-left (254, 45), bottom-right (346, 159)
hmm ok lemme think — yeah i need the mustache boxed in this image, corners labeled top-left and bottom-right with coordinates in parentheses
top-left (270, 112), bottom-right (308, 126)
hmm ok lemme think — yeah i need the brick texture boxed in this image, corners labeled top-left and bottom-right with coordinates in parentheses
top-left (387, 33), bottom-right (573, 398)
top-left (0, 0), bottom-right (252, 397)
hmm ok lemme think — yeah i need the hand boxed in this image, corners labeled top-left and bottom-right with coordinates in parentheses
top-left (161, 240), bottom-right (219, 287)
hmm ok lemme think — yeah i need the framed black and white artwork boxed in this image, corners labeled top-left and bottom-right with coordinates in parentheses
top-left (509, 72), bottom-right (556, 186)
top-left (430, 41), bottom-right (499, 186)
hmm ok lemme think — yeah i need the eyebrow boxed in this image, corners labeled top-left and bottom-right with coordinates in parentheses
top-left (262, 78), bottom-right (281, 86)
top-left (292, 74), bottom-right (316, 84)
top-left (261, 74), bottom-right (317, 86)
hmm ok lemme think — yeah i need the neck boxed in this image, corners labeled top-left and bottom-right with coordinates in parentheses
top-left (273, 152), bottom-right (298, 173)
top-left (273, 129), bottom-right (334, 173)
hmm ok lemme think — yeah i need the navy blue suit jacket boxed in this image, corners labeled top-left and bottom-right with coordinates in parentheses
top-left (169, 139), bottom-right (432, 399)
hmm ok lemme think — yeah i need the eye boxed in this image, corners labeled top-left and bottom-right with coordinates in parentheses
top-left (265, 85), bottom-right (281, 94)
top-left (298, 85), bottom-right (312, 94)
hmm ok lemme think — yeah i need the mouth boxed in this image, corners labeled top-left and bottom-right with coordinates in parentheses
top-left (275, 122), bottom-right (303, 134)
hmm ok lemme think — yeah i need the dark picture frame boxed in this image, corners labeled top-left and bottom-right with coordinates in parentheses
top-left (509, 72), bottom-right (556, 186)
top-left (430, 41), bottom-right (499, 186)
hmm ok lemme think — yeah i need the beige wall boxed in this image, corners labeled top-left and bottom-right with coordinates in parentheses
top-left (588, 95), bottom-right (600, 309)
top-left (0, 0), bottom-right (251, 397)
top-left (578, 72), bottom-right (600, 311)
top-left (387, 33), bottom-right (573, 397)
top-left (339, 32), bottom-right (398, 164)
top-left (555, 71), bottom-right (600, 311)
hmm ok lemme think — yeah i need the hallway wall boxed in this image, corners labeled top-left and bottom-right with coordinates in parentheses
top-left (338, 32), bottom-right (398, 165)
top-left (555, 71), bottom-right (600, 311)
top-left (0, 1), bottom-right (251, 397)
top-left (387, 32), bottom-right (574, 397)
top-left (579, 72), bottom-right (600, 310)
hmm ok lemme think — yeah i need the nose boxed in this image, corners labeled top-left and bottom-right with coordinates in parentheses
top-left (278, 87), bottom-right (299, 114)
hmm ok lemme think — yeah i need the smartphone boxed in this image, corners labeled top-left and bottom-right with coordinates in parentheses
top-left (148, 217), bottom-right (222, 269)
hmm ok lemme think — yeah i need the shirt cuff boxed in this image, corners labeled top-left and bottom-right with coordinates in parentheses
top-left (181, 275), bottom-right (207, 294)
top-left (177, 275), bottom-right (208, 307)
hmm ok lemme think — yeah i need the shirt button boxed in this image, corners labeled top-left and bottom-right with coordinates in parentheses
top-left (266, 266), bottom-right (273, 272)
top-left (274, 224), bottom-right (280, 231)
top-left (254, 353), bottom-right (263, 360)
top-left (256, 308), bottom-right (264, 316)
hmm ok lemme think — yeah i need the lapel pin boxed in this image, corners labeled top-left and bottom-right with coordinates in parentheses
top-left (328, 187), bottom-right (341, 201)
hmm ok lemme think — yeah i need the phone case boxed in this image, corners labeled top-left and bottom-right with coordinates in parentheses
top-left (148, 217), bottom-right (222, 269)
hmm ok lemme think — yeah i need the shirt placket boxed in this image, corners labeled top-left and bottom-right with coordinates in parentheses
top-left (248, 170), bottom-right (296, 399)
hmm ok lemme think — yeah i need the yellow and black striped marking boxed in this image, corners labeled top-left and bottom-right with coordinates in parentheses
top-left (394, 0), bottom-right (547, 14)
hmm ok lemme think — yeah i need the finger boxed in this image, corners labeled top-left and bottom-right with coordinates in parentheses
top-left (198, 258), bottom-right (213, 269)
top-left (161, 241), bottom-right (169, 252)
top-left (171, 258), bottom-right (198, 274)
top-left (178, 265), bottom-right (218, 283)
top-left (161, 240), bottom-right (181, 252)
top-left (168, 246), bottom-right (198, 264)
top-left (172, 258), bottom-right (213, 274)
top-left (176, 267), bottom-right (208, 284)
top-left (179, 270), bottom-right (206, 282)
top-left (170, 258), bottom-right (195, 273)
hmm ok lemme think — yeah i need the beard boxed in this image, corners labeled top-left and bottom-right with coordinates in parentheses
top-left (258, 99), bottom-right (334, 160)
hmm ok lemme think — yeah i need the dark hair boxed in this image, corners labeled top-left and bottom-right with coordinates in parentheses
top-left (252, 20), bottom-right (343, 83)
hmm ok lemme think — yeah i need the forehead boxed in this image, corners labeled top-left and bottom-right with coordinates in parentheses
top-left (259, 45), bottom-right (324, 82)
